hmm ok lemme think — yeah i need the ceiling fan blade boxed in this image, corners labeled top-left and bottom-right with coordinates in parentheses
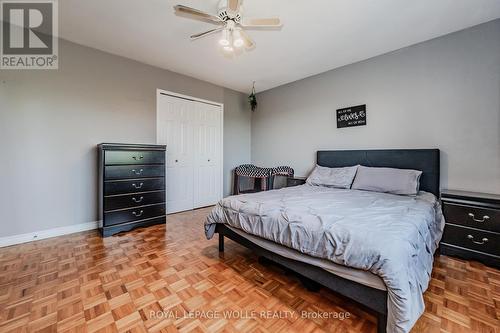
top-left (240, 30), bottom-right (255, 49)
top-left (190, 27), bottom-right (224, 40)
top-left (174, 5), bottom-right (222, 24)
top-left (240, 18), bottom-right (282, 28)
top-left (227, 0), bottom-right (241, 12)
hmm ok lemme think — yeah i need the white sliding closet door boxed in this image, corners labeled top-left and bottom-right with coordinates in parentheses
top-left (157, 91), bottom-right (223, 214)
top-left (193, 103), bottom-right (223, 208)
top-left (157, 95), bottom-right (194, 213)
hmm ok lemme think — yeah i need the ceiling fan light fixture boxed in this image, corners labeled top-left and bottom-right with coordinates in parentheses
top-left (174, 2), bottom-right (282, 55)
top-left (232, 29), bottom-right (244, 48)
top-left (219, 29), bottom-right (230, 46)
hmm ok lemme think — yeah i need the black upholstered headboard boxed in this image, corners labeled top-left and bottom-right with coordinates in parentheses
top-left (316, 149), bottom-right (440, 196)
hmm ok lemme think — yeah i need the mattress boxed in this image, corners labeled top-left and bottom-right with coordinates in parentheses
top-left (206, 184), bottom-right (445, 333)
top-left (227, 225), bottom-right (387, 290)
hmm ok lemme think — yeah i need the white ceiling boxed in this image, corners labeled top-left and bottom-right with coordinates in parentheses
top-left (59, 0), bottom-right (500, 93)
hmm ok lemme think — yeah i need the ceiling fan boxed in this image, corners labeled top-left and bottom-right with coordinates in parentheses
top-left (174, 0), bottom-right (282, 53)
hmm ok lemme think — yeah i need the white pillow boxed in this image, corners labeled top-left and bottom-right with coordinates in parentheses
top-left (351, 166), bottom-right (422, 195)
top-left (306, 165), bottom-right (359, 189)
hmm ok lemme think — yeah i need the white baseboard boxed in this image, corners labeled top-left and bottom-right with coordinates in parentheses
top-left (0, 221), bottom-right (99, 248)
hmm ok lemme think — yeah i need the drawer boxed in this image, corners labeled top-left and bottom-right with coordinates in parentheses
top-left (104, 191), bottom-right (165, 211)
top-left (440, 244), bottom-right (500, 268)
top-left (104, 203), bottom-right (166, 227)
top-left (101, 216), bottom-right (166, 237)
top-left (105, 165), bottom-right (165, 180)
top-left (443, 203), bottom-right (500, 233)
top-left (441, 224), bottom-right (500, 257)
top-left (105, 150), bottom-right (164, 165)
top-left (104, 178), bottom-right (165, 195)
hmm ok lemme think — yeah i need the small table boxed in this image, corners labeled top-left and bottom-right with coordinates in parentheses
top-left (286, 177), bottom-right (307, 188)
top-left (440, 189), bottom-right (500, 268)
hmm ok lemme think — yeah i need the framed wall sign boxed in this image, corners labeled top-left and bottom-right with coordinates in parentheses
top-left (336, 104), bottom-right (367, 128)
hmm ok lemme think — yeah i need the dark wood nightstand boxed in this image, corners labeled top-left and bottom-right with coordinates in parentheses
top-left (286, 177), bottom-right (306, 187)
top-left (440, 190), bottom-right (500, 268)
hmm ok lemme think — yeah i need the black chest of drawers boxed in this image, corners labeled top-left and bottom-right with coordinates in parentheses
top-left (440, 189), bottom-right (500, 268)
top-left (98, 143), bottom-right (167, 237)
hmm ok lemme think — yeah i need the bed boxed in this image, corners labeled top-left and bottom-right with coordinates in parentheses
top-left (205, 149), bottom-right (443, 333)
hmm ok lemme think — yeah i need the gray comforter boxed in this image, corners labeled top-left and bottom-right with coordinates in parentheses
top-left (205, 185), bottom-right (445, 333)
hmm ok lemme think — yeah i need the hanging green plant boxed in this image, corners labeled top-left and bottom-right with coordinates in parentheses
top-left (248, 81), bottom-right (257, 111)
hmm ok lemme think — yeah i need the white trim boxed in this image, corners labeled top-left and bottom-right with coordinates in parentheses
top-left (0, 221), bottom-right (99, 248)
top-left (156, 89), bottom-right (224, 108)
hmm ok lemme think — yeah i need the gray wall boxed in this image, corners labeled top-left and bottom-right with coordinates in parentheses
top-left (223, 89), bottom-right (252, 196)
top-left (252, 19), bottom-right (500, 194)
top-left (0, 39), bottom-right (251, 237)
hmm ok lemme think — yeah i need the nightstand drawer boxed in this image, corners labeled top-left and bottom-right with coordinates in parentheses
top-left (443, 203), bottom-right (500, 233)
top-left (441, 224), bottom-right (500, 257)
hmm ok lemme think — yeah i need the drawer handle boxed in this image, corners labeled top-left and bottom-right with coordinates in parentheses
top-left (132, 182), bottom-right (144, 189)
top-left (131, 169), bottom-right (144, 175)
top-left (467, 234), bottom-right (488, 245)
top-left (132, 210), bottom-right (144, 217)
top-left (468, 213), bottom-right (490, 223)
top-left (132, 155), bottom-right (144, 160)
top-left (132, 196), bottom-right (144, 203)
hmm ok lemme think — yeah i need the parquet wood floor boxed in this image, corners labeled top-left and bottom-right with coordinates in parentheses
top-left (0, 207), bottom-right (499, 333)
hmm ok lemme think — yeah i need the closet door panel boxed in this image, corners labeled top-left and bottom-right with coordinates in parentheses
top-left (166, 165), bottom-right (194, 213)
top-left (158, 95), bottom-right (194, 213)
top-left (193, 103), bottom-right (222, 208)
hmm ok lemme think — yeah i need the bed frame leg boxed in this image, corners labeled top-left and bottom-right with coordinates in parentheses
top-left (377, 313), bottom-right (387, 333)
top-left (218, 233), bottom-right (224, 252)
